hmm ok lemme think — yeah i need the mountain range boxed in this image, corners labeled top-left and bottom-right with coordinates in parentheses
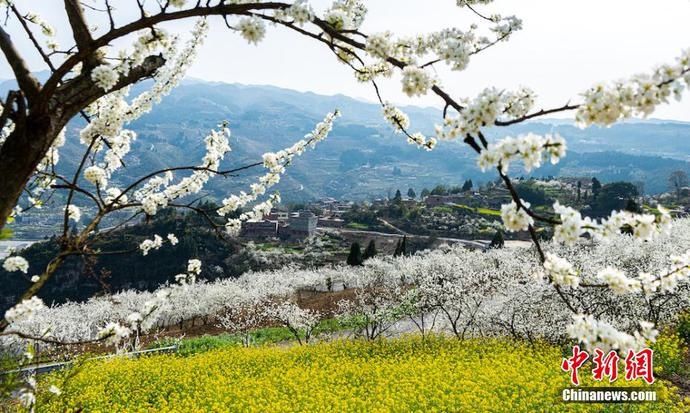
top-left (3, 75), bottom-right (690, 200)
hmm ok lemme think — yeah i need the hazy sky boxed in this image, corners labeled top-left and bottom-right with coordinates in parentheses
top-left (3, 0), bottom-right (690, 120)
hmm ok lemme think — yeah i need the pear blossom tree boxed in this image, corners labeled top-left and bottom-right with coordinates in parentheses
top-left (1, 0), bottom-right (690, 408)
top-left (335, 258), bottom-right (407, 340)
top-left (4, 224), bottom-right (688, 350)
top-left (265, 301), bottom-right (321, 345)
top-left (217, 293), bottom-right (270, 347)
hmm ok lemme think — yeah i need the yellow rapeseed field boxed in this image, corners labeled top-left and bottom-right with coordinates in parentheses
top-left (38, 336), bottom-right (689, 412)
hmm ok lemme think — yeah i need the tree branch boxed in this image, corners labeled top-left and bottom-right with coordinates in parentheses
top-left (64, 0), bottom-right (97, 68)
top-left (0, 25), bottom-right (40, 102)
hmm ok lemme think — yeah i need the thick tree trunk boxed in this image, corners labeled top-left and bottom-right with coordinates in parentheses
top-left (0, 113), bottom-right (63, 233)
top-left (0, 55), bottom-right (165, 233)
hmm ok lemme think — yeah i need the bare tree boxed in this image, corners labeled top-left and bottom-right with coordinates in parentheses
top-left (669, 170), bottom-right (689, 200)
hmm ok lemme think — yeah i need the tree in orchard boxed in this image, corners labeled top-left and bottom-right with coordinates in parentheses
top-left (669, 170), bottom-right (689, 200)
top-left (346, 241), bottom-right (363, 266)
top-left (362, 239), bottom-right (377, 260)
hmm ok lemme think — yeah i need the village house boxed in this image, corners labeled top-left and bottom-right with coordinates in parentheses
top-left (280, 211), bottom-right (318, 241)
top-left (240, 220), bottom-right (279, 239)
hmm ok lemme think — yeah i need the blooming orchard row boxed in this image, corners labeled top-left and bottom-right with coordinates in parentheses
top-left (4, 218), bottom-right (690, 354)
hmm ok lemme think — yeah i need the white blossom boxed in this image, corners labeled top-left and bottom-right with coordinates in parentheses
top-left (566, 314), bottom-right (656, 352)
top-left (597, 267), bottom-right (641, 295)
top-left (187, 259), bottom-right (202, 276)
top-left (577, 49), bottom-right (690, 126)
top-left (217, 112), bottom-right (339, 233)
top-left (366, 32), bottom-right (393, 59)
top-left (237, 16), bottom-right (266, 45)
top-left (139, 235), bottom-right (164, 256)
top-left (382, 103), bottom-right (409, 132)
top-left (543, 253), bottom-right (579, 288)
top-left (401, 66), bottom-right (434, 97)
top-left (167, 233), bottom-right (179, 245)
top-left (83, 165), bottom-right (108, 187)
top-left (66, 205), bottom-right (81, 223)
top-left (3, 256), bottom-right (29, 274)
top-left (91, 65), bottom-right (119, 91)
top-left (500, 200), bottom-right (533, 232)
top-left (477, 133), bottom-right (566, 174)
top-left (98, 322), bottom-right (131, 346)
top-left (5, 297), bottom-right (46, 324)
top-left (168, 0), bottom-right (187, 8)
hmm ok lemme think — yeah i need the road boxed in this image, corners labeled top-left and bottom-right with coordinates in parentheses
top-left (319, 220), bottom-right (531, 250)
top-left (319, 227), bottom-right (491, 249)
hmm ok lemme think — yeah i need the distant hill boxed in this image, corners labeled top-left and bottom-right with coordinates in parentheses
top-left (2, 75), bottom-right (690, 198)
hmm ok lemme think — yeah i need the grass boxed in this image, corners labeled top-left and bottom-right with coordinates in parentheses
top-left (37, 336), bottom-right (689, 412)
top-left (450, 203), bottom-right (502, 217)
top-left (148, 319), bottom-right (347, 356)
top-left (0, 228), bottom-right (13, 240)
top-left (345, 222), bottom-right (369, 230)
top-left (475, 206), bottom-right (502, 217)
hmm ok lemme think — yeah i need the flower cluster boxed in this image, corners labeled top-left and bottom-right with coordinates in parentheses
top-left (406, 133), bottom-right (437, 151)
top-left (324, 0), bottom-right (367, 32)
top-left (274, 0), bottom-right (314, 25)
top-left (91, 65), bottom-right (119, 91)
top-left (218, 111), bottom-right (339, 234)
top-left (168, 0), bottom-right (187, 8)
top-left (24, 12), bottom-right (55, 37)
top-left (97, 322), bottom-right (131, 346)
top-left (456, 1), bottom-right (494, 9)
top-left (104, 188), bottom-right (128, 206)
top-left (401, 66), bottom-right (435, 97)
top-left (566, 315), bottom-right (658, 352)
top-left (435, 87), bottom-right (536, 139)
top-left (139, 235), bottom-right (163, 256)
top-left (4, 297), bottom-right (46, 324)
top-left (175, 259), bottom-right (202, 285)
top-left (500, 200), bottom-right (533, 232)
top-left (552, 203), bottom-right (672, 245)
top-left (236, 16), bottom-right (266, 45)
top-left (577, 49), bottom-right (690, 126)
top-left (551, 202), bottom-right (592, 244)
top-left (663, 250), bottom-right (690, 291)
top-left (83, 165), bottom-right (108, 187)
top-left (2, 256), bottom-right (29, 274)
top-left (365, 32), bottom-right (394, 59)
top-left (477, 133), bottom-right (566, 173)
top-left (65, 205), bottom-right (81, 223)
top-left (542, 253), bottom-right (579, 288)
top-left (597, 267), bottom-right (641, 295)
top-left (354, 61), bottom-right (393, 82)
top-left (139, 234), bottom-right (179, 256)
top-left (382, 103), bottom-right (410, 132)
top-left (134, 123), bottom-right (231, 216)
top-left (356, 11), bottom-right (521, 77)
